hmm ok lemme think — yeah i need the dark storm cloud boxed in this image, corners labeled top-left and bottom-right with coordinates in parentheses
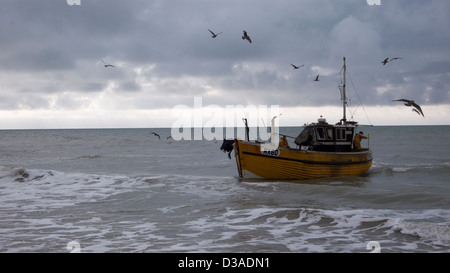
top-left (0, 0), bottom-right (449, 112)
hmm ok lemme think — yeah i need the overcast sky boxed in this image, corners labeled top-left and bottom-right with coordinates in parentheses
top-left (0, 0), bottom-right (449, 129)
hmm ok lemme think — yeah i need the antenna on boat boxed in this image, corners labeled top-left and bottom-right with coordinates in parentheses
top-left (242, 118), bottom-right (250, 141)
top-left (342, 57), bottom-right (347, 123)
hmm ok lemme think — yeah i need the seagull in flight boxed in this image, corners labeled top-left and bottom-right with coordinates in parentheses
top-left (208, 29), bottom-right (222, 38)
top-left (382, 57), bottom-right (402, 66)
top-left (291, 64), bottom-right (304, 69)
top-left (412, 108), bottom-right (422, 116)
top-left (393, 99), bottom-right (424, 117)
top-left (242, 30), bottom-right (252, 43)
top-left (151, 132), bottom-right (161, 140)
top-left (314, 74), bottom-right (320, 81)
top-left (101, 59), bottom-right (115, 68)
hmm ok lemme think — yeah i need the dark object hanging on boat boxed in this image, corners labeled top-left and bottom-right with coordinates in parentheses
top-left (220, 139), bottom-right (235, 159)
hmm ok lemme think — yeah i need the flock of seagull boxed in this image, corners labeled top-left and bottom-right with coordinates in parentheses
top-left (209, 29), bottom-right (425, 117)
top-left (100, 29), bottom-right (425, 118)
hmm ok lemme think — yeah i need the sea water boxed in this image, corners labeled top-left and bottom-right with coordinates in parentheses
top-left (0, 126), bottom-right (448, 253)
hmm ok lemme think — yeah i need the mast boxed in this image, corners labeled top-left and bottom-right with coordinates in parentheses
top-left (342, 57), bottom-right (347, 122)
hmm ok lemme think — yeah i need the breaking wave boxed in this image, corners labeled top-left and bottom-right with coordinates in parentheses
top-left (393, 219), bottom-right (450, 247)
top-left (370, 161), bottom-right (450, 175)
top-left (0, 165), bottom-right (448, 252)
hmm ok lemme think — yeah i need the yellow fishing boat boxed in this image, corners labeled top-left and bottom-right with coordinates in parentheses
top-left (222, 58), bottom-right (373, 180)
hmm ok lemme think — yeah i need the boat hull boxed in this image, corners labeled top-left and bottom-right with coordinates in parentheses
top-left (234, 140), bottom-right (372, 180)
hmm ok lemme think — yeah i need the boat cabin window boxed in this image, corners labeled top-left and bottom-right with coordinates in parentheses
top-left (316, 127), bottom-right (326, 140)
top-left (315, 127), bottom-right (334, 141)
top-left (336, 128), bottom-right (346, 140)
top-left (327, 128), bottom-right (333, 140)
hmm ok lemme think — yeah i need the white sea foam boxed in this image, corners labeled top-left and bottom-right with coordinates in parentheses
top-left (0, 165), bottom-right (142, 211)
top-left (179, 206), bottom-right (450, 252)
top-left (0, 163), bottom-right (448, 253)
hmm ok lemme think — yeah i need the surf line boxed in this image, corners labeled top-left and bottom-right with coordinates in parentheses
top-left (178, 257), bottom-right (212, 271)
